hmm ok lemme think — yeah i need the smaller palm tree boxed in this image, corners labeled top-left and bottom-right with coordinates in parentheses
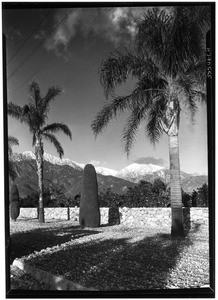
top-left (8, 81), bottom-right (72, 222)
top-left (8, 136), bottom-right (19, 182)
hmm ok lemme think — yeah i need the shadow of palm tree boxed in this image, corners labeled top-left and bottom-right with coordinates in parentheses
top-left (22, 231), bottom-right (194, 291)
top-left (10, 225), bottom-right (100, 260)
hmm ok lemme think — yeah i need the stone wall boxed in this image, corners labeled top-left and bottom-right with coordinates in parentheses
top-left (18, 207), bottom-right (208, 229)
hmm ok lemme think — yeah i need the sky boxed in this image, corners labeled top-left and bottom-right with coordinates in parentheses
top-left (3, 4), bottom-right (209, 175)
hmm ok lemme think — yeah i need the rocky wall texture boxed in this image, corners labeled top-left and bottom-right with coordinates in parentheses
top-left (18, 207), bottom-right (208, 229)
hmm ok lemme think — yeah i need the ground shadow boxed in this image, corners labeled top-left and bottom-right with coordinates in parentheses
top-left (21, 230), bottom-right (195, 291)
top-left (10, 225), bottom-right (100, 261)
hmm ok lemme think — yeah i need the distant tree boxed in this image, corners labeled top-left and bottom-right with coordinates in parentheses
top-left (99, 188), bottom-right (123, 207)
top-left (74, 194), bottom-right (81, 206)
top-left (8, 81), bottom-right (72, 222)
top-left (191, 190), bottom-right (198, 207)
top-left (182, 189), bottom-right (191, 207)
top-left (92, 7), bottom-right (209, 236)
top-left (197, 183), bottom-right (208, 207)
top-left (152, 178), bottom-right (166, 195)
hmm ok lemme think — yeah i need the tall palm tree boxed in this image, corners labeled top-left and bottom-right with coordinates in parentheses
top-left (8, 135), bottom-right (19, 182)
top-left (91, 6), bottom-right (209, 236)
top-left (8, 81), bottom-right (72, 222)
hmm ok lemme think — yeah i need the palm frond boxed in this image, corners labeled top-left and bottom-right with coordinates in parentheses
top-left (92, 71), bottom-right (167, 137)
top-left (8, 136), bottom-right (19, 157)
top-left (136, 6), bottom-right (206, 77)
top-left (41, 86), bottom-right (62, 115)
top-left (42, 132), bottom-right (64, 159)
top-left (136, 8), bottom-right (170, 64)
top-left (8, 102), bottom-right (23, 121)
top-left (91, 95), bottom-right (132, 137)
top-left (122, 103), bottom-right (149, 157)
top-left (8, 136), bottom-right (19, 147)
top-left (176, 75), bottom-right (203, 119)
top-left (146, 95), bottom-right (168, 144)
top-left (183, 58), bottom-right (206, 87)
top-left (22, 104), bottom-right (30, 116)
top-left (189, 6), bottom-right (211, 30)
top-left (100, 51), bottom-right (146, 98)
top-left (42, 123), bottom-right (72, 140)
top-left (28, 80), bottom-right (41, 108)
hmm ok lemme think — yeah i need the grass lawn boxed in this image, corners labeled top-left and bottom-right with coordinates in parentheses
top-left (9, 217), bottom-right (210, 291)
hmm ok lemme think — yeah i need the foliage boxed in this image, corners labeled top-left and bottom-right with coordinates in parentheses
top-left (10, 184), bottom-right (20, 221)
top-left (20, 181), bottom-right (208, 208)
top-left (98, 181), bottom-right (169, 207)
top-left (182, 190), bottom-right (191, 207)
top-left (191, 190), bottom-right (198, 207)
top-left (152, 178), bottom-right (166, 195)
top-left (108, 206), bottom-right (120, 225)
top-left (98, 188), bottom-right (124, 207)
top-left (79, 164), bottom-right (100, 227)
top-left (20, 184), bottom-right (74, 207)
top-left (191, 183), bottom-right (208, 207)
top-left (98, 181), bottom-right (207, 208)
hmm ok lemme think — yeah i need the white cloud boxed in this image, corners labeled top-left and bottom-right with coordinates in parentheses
top-left (42, 7), bottom-right (148, 59)
top-left (89, 160), bottom-right (101, 167)
top-left (89, 160), bottom-right (108, 167)
top-left (34, 30), bottom-right (46, 40)
top-left (44, 8), bottom-right (81, 60)
top-left (134, 157), bottom-right (166, 167)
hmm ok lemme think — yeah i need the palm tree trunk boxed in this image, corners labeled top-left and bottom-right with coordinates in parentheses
top-left (168, 134), bottom-right (184, 236)
top-left (35, 140), bottom-right (45, 223)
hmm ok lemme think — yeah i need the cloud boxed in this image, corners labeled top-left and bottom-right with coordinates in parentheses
top-left (7, 26), bottom-right (22, 44)
top-left (8, 26), bottom-right (22, 37)
top-left (34, 30), bottom-right (46, 40)
top-left (89, 160), bottom-right (101, 167)
top-left (89, 160), bottom-right (108, 167)
top-left (44, 9), bottom-right (81, 61)
top-left (134, 157), bottom-right (166, 166)
top-left (42, 7), bottom-right (148, 60)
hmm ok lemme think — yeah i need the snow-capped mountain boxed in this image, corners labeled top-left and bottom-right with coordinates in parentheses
top-left (95, 166), bottom-right (118, 177)
top-left (11, 151), bottom-right (208, 194)
top-left (12, 151), bottom-right (85, 170)
top-left (12, 151), bottom-right (119, 176)
top-left (116, 163), bottom-right (166, 183)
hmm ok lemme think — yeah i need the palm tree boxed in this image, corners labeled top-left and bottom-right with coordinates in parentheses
top-left (8, 136), bottom-right (19, 182)
top-left (8, 81), bottom-right (72, 222)
top-left (91, 6), bottom-right (209, 236)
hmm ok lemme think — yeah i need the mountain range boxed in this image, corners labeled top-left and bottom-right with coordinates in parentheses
top-left (11, 151), bottom-right (208, 197)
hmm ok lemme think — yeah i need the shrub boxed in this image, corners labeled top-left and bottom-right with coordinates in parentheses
top-left (98, 188), bottom-right (123, 207)
top-left (10, 184), bottom-right (20, 221)
top-left (79, 164), bottom-right (100, 227)
top-left (108, 206), bottom-right (120, 225)
top-left (191, 184), bottom-right (208, 207)
top-left (182, 190), bottom-right (191, 207)
top-left (152, 178), bottom-right (166, 195)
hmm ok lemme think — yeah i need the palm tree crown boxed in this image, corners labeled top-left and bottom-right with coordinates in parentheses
top-left (91, 6), bottom-right (209, 155)
top-left (8, 81), bottom-right (72, 158)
